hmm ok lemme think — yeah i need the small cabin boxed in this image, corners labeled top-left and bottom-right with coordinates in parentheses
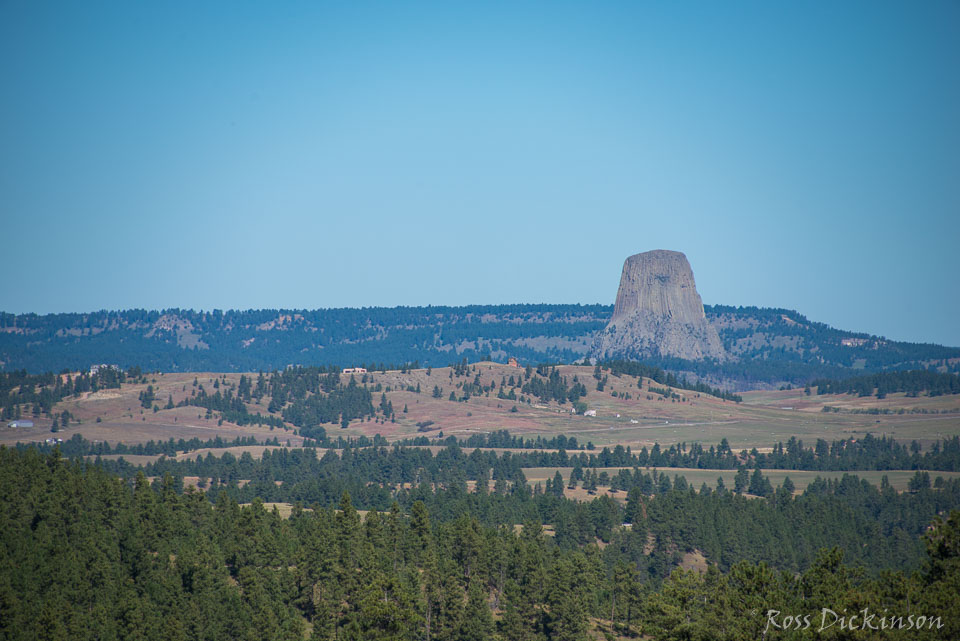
top-left (507, 357), bottom-right (519, 368)
top-left (342, 367), bottom-right (368, 374)
top-left (7, 420), bottom-right (34, 428)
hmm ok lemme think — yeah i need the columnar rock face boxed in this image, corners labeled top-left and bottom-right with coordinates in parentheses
top-left (591, 250), bottom-right (727, 361)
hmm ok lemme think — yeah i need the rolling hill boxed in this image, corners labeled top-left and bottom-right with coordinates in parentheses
top-left (1, 305), bottom-right (957, 388)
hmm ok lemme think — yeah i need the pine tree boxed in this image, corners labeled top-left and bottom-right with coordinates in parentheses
top-left (498, 580), bottom-right (528, 641)
top-left (546, 558), bottom-right (588, 641)
top-left (552, 471), bottom-right (565, 497)
top-left (734, 468), bottom-right (749, 494)
top-left (409, 501), bottom-right (432, 566)
top-left (459, 580), bottom-right (494, 641)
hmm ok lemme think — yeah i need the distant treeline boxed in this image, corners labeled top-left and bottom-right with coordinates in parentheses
top-left (5, 305), bottom-right (959, 389)
top-left (23, 432), bottom-right (393, 459)
top-left (18, 434), bottom-right (283, 458)
top-left (0, 304), bottom-right (609, 373)
top-left (602, 360), bottom-right (743, 402)
top-left (821, 406), bottom-right (959, 415)
top-left (396, 431), bottom-right (960, 472)
top-left (811, 369), bottom-right (960, 398)
top-left (30, 427), bottom-right (960, 474)
top-left (506, 435), bottom-right (960, 473)
top-left (397, 429), bottom-right (593, 451)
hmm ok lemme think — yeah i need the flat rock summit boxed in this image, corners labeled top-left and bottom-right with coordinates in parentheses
top-left (591, 250), bottom-right (726, 361)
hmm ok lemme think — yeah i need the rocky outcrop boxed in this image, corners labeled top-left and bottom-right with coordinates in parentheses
top-left (591, 250), bottom-right (726, 361)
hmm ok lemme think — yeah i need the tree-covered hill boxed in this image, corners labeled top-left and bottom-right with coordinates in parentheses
top-left (0, 306), bottom-right (608, 374)
top-left (2, 444), bottom-right (959, 640)
top-left (1, 305), bottom-right (957, 387)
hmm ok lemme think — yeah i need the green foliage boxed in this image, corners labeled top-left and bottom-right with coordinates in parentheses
top-left (1, 445), bottom-right (958, 640)
top-left (604, 360), bottom-right (742, 402)
top-left (812, 369), bottom-right (960, 397)
top-left (521, 365), bottom-right (588, 405)
top-left (0, 306), bottom-right (609, 374)
top-left (4, 305), bottom-right (959, 389)
top-left (0, 368), bottom-right (124, 421)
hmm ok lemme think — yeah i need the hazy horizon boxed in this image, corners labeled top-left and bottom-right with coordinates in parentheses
top-left (2, 2), bottom-right (957, 346)
top-left (3, 297), bottom-right (956, 350)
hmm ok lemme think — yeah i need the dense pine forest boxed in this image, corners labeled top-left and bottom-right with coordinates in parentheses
top-left (4, 358), bottom-right (960, 638)
top-left (2, 445), bottom-right (959, 640)
top-left (76, 440), bottom-right (960, 574)
top-left (3, 305), bottom-right (958, 387)
top-left (82, 441), bottom-right (959, 574)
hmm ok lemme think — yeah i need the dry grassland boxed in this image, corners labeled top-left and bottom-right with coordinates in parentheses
top-left (3, 364), bottom-right (957, 457)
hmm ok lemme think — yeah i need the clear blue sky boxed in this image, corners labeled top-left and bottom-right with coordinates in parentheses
top-left (2, 1), bottom-right (958, 346)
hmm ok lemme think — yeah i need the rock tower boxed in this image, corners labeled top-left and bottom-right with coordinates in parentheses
top-left (591, 250), bottom-right (726, 361)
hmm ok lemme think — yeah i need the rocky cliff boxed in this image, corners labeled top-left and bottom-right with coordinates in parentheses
top-left (591, 250), bottom-right (727, 361)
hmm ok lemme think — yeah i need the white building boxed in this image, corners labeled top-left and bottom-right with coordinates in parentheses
top-left (90, 364), bottom-right (119, 375)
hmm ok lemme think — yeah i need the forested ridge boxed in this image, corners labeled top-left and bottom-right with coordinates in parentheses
top-left (811, 369), bottom-right (960, 398)
top-left (602, 360), bottom-right (743, 401)
top-left (94, 442), bottom-right (960, 574)
top-left (0, 306), bottom-right (607, 375)
top-left (2, 305), bottom-right (957, 387)
top-left (2, 445), bottom-right (959, 640)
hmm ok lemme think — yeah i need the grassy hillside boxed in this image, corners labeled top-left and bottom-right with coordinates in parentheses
top-left (4, 361), bottom-right (958, 456)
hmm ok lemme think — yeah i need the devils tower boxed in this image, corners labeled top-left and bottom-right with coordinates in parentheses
top-left (591, 250), bottom-right (726, 361)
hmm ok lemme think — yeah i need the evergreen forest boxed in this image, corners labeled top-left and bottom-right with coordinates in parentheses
top-left (2, 441), bottom-right (959, 640)
top-left (3, 305), bottom-right (958, 387)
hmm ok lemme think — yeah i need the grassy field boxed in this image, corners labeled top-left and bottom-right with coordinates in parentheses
top-left (238, 502), bottom-right (298, 518)
top-left (331, 363), bottom-right (960, 451)
top-left (172, 445), bottom-right (316, 461)
top-left (0, 371), bottom-right (306, 449)
top-left (3, 363), bottom-right (958, 456)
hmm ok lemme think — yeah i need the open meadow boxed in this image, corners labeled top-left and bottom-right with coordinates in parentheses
top-left (5, 363), bottom-right (957, 458)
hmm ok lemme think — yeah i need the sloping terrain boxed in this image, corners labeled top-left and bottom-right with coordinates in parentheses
top-left (4, 362), bottom-right (957, 454)
top-left (1, 305), bottom-right (957, 388)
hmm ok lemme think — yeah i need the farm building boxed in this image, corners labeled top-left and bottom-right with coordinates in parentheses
top-left (7, 420), bottom-right (34, 428)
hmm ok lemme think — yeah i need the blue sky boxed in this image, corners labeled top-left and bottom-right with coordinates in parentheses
top-left (2, 2), bottom-right (958, 346)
